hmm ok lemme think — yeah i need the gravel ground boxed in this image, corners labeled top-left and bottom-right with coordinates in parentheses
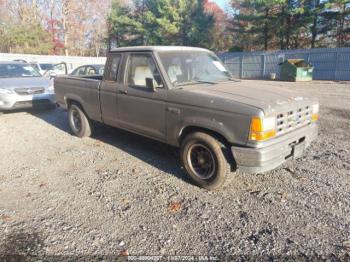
top-left (0, 80), bottom-right (349, 260)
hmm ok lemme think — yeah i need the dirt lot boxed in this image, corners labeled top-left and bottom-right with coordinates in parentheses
top-left (0, 80), bottom-right (349, 260)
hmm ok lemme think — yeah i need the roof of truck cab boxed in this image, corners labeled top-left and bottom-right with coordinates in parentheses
top-left (110, 46), bottom-right (211, 53)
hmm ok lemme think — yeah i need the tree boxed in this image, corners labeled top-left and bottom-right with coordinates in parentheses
top-left (0, 0), bottom-right (53, 54)
top-left (228, 0), bottom-right (349, 51)
top-left (1, 23), bottom-right (53, 54)
top-left (143, 0), bottom-right (181, 45)
top-left (204, 0), bottom-right (232, 51)
top-left (89, 1), bottom-right (112, 56)
top-left (0, 0), bottom-right (349, 55)
top-left (324, 0), bottom-right (350, 47)
top-left (185, 0), bottom-right (215, 47)
top-left (230, 0), bottom-right (283, 51)
top-left (276, 0), bottom-right (309, 49)
top-left (108, 0), bottom-right (215, 49)
top-left (304, 0), bottom-right (327, 48)
top-left (42, 0), bottom-right (110, 56)
top-left (108, 0), bottom-right (145, 47)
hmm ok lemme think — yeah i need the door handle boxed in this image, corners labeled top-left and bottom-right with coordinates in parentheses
top-left (119, 90), bottom-right (128, 95)
top-left (167, 107), bottom-right (181, 115)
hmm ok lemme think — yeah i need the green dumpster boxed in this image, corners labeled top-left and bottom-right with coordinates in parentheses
top-left (279, 59), bottom-right (313, 81)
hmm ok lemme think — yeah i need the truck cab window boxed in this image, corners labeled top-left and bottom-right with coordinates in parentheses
top-left (106, 55), bottom-right (121, 81)
top-left (76, 67), bottom-right (86, 76)
top-left (87, 67), bottom-right (96, 75)
top-left (127, 54), bottom-right (163, 89)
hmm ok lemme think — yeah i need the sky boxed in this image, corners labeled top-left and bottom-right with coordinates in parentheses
top-left (212, 0), bottom-right (230, 10)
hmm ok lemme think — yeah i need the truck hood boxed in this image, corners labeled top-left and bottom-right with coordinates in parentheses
top-left (178, 80), bottom-right (316, 114)
top-left (0, 77), bottom-right (52, 90)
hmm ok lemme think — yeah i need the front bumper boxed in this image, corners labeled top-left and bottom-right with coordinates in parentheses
top-left (0, 93), bottom-right (55, 111)
top-left (231, 123), bottom-right (318, 174)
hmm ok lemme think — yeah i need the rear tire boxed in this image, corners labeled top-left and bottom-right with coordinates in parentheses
top-left (68, 104), bottom-right (92, 137)
top-left (180, 132), bottom-right (229, 190)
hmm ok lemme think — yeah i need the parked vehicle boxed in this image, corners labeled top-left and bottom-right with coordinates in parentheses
top-left (29, 62), bottom-right (68, 76)
top-left (0, 62), bottom-right (55, 111)
top-left (55, 46), bottom-right (319, 190)
top-left (70, 64), bottom-right (105, 76)
top-left (13, 60), bottom-right (68, 77)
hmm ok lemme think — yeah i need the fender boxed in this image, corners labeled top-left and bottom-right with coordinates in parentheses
top-left (64, 93), bottom-right (85, 109)
top-left (169, 116), bottom-right (239, 147)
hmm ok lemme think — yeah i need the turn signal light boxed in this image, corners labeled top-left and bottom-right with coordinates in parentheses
top-left (311, 114), bottom-right (319, 122)
top-left (250, 129), bottom-right (276, 141)
top-left (249, 117), bottom-right (276, 141)
top-left (312, 104), bottom-right (319, 122)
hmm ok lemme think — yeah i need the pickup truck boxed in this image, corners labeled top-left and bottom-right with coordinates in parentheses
top-left (55, 46), bottom-right (319, 190)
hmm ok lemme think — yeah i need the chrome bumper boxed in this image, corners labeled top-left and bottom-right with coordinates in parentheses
top-left (232, 123), bottom-right (318, 174)
top-left (0, 93), bottom-right (55, 111)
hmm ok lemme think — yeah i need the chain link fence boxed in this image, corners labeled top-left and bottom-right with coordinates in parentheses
top-left (218, 47), bottom-right (350, 81)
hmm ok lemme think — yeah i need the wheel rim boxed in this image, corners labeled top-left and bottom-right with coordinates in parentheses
top-left (70, 108), bottom-right (82, 133)
top-left (187, 144), bottom-right (216, 179)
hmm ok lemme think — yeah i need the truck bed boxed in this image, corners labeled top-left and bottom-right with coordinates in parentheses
top-left (54, 75), bottom-right (102, 121)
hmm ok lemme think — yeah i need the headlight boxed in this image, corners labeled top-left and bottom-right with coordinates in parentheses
top-left (249, 116), bottom-right (276, 141)
top-left (311, 103), bottom-right (319, 122)
top-left (0, 88), bottom-right (13, 94)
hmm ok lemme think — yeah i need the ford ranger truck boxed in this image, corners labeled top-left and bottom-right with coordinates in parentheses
top-left (54, 46), bottom-right (319, 190)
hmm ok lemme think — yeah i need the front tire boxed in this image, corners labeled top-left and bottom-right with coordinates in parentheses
top-left (68, 104), bottom-right (92, 138)
top-left (180, 132), bottom-right (229, 190)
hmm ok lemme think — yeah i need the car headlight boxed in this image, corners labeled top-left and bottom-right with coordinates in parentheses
top-left (311, 103), bottom-right (319, 122)
top-left (0, 88), bottom-right (13, 94)
top-left (249, 116), bottom-right (276, 141)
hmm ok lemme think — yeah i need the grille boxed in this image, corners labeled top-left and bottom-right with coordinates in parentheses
top-left (276, 105), bottom-right (312, 135)
top-left (15, 87), bottom-right (45, 95)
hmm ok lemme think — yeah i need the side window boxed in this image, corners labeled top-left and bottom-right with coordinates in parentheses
top-left (74, 66), bottom-right (86, 76)
top-left (127, 54), bottom-right (163, 89)
top-left (86, 67), bottom-right (96, 75)
top-left (105, 55), bottom-right (121, 81)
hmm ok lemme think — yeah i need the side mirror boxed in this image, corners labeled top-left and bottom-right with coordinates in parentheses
top-left (49, 71), bottom-right (57, 79)
top-left (43, 70), bottom-right (56, 78)
top-left (146, 78), bottom-right (156, 92)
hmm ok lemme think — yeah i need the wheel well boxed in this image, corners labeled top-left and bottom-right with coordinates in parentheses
top-left (179, 126), bottom-right (236, 171)
top-left (65, 98), bottom-right (80, 108)
top-left (65, 99), bottom-right (89, 117)
top-left (179, 126), bottom-right (229, 147)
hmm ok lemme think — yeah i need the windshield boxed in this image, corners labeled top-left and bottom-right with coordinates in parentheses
top-left (158, 51), bottom-right (232, 87)
top-left (0, 64), bottom-right (42, 78)
top-left (40, 64), bottom-right (55, 70)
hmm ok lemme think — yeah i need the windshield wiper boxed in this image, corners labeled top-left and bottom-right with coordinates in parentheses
top-left (228, 77), bottom-right (241, 82)
top-left (194, 80), bottom-right (218, 85)
top-left (176, 80), bottom-right (218, 87)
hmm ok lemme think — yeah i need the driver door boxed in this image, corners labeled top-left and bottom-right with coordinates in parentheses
top-left (117, 52), bottom-right (167, 141)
